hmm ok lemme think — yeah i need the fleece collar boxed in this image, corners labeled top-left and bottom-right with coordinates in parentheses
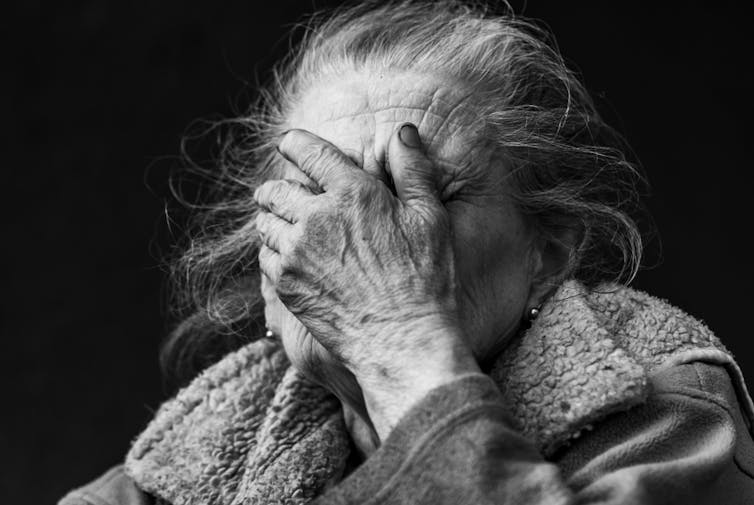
top-left (125, 281), bottom-right (751, 505)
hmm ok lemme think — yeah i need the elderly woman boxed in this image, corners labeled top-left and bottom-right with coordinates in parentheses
top-left (61, 2), bottom-right (754, 504)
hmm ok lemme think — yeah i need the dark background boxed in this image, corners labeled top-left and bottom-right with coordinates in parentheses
top-left (6, 2), bottom-right (753, 503)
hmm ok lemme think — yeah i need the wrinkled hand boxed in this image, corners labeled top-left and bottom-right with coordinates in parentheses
top-left (254, 124), bottom-right (480, 437)
top-left (260, 270), bottom-right (368, 409)
top-left (260, 275), bottom-right (379, 455)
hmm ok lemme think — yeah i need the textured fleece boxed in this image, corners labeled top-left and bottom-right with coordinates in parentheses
top-left (123, 281), bottom-right (754, 505)
top-left (490, 282), bottom-right (754, 456)
top-left (126, 340), bottom-right (349, 505)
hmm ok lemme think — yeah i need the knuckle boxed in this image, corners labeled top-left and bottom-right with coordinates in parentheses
top-left (275, 272), bottom-right (305, 307)
top-left (421, 206), bottom-right (446, 229)
top-left (255, 182), bottom-right (272, 208)
top-left (273, 179), bottom-right (293, 197)
top-left (258, 180), bottom-right (277, 198)
top-left (300, 143), bottom-right (333, 169)
top-left (268, 178), bottom-right (291, 192)
top-left (266, 182), bottom-right (287, 207)
top-left (297, 202), bottom-right (328, 229)
top-left (352, 179), bottom-right (377, 202)
top-left (335, 179), bottom-right (368, 207)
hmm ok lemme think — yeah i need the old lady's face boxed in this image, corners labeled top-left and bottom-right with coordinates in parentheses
top-left (276, 70), bottom-right (540, 360)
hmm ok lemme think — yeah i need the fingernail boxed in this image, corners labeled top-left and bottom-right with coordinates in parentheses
top-left (398, 123), bottom-right (422, 148)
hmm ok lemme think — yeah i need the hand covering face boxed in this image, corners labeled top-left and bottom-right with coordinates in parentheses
top-left (255, 124), bottom-right (479, 437)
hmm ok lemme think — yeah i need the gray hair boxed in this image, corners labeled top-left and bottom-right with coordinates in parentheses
top-left (163, 0), bottom-right (649, 388)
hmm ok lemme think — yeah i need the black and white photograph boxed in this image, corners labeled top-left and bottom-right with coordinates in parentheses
top-left (6, 1), bottom-right (754, 503)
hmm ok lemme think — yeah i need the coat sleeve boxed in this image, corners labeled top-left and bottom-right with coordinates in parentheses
top-left (316, 363), bottom-right (754, 505)
top-left (58, 465), bottom-right (155, 505)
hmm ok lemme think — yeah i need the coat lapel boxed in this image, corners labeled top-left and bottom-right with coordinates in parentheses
top-left (125, 281), bottom-right (744, 503)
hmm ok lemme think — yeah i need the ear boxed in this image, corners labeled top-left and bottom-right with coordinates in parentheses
top-left (526, 227), bottom-right (581, 311)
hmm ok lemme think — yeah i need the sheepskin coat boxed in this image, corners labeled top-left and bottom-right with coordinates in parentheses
top-left (60, 281), bottom-right (754, 504)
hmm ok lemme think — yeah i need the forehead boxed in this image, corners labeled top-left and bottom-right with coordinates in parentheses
top-left (285, 71), bottom-right (491, 179)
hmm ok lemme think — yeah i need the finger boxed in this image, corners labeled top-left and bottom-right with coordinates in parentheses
top-left (260, 270), bottom-right (278, 305)
top-left (258, 245), bottom-right (282, 285)
top-left (385, 123), bottom-right (442, 208)
top-left (256, 211), bottom-right (293, 253)
top-left (260, 270), bottom-right (284, 336)
top-left (277, 129), bottom-right (357, 191)
top-left (254, 179), bottom-right (317, 223)
top-left (281, 165), bottom-right (322, 194)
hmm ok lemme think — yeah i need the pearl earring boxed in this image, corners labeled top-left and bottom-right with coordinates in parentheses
top-left (527, 306), bottom-right (541, 322)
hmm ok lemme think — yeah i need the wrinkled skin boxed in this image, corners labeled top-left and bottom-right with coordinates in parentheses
top-left (257, 125), bottom-right (481, 438)
top-left (256, 72), bottom-right (556, 451)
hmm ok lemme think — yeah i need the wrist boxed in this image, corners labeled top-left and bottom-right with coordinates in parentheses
top-left (355, 326), bottom-right (481, 440)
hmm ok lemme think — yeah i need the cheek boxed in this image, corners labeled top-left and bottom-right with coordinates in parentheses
top-left (450, 202), bottom-right (532, 354)
top-left (452, 203), bottom-right (530, 283)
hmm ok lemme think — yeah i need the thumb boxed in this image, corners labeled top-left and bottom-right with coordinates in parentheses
top-left (386, 123), bottom-right (441, 208)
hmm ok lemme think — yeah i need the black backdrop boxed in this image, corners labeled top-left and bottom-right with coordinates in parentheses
top-left (6, 2), bottom-right (753, 503)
